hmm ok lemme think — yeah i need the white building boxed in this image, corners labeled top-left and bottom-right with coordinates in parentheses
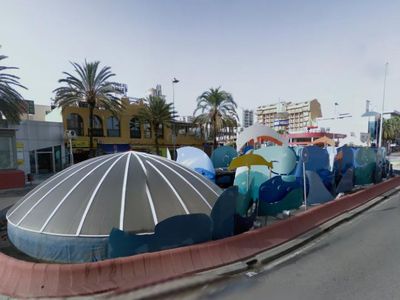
top-left (256, 99), bottom-right (322, 133)
top-left (11, 120), bottom-right (66, 175)
top-left (242, 109), bottom-right (254, 128)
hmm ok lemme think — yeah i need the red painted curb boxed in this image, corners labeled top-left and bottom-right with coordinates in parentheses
top-left (0, 177), bottom-right (399, 298)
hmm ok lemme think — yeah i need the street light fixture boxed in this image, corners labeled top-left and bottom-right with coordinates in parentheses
top-left (172, 78), bottom-right (179, 159)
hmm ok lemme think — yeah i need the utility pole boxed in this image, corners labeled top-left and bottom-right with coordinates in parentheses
top-left (172, 78), bottom-right (179, 159)
top-left (378, 62), bottom-right (389, 148)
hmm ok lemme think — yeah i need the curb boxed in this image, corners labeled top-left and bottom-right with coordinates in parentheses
top-left (115, 185), bottom-right (400, 300)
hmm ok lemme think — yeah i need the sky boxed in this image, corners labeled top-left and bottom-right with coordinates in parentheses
top-left (1, 0), bottom-right (399, 137)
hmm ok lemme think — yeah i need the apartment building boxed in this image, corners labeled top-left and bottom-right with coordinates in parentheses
top-left (256, 99), bottom-right (322, 133)
top-left (242, 109), bottom-right (254, 128)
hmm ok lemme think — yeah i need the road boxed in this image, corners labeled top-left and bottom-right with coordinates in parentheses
top-left (189, 191), bottom-right (400, 300)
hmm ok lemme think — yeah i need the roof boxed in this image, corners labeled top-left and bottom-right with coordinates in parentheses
top-left (7, 151), bottom-right (221, 237)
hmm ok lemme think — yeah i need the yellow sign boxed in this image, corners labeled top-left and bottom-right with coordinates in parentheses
top-left (71, 140), bottom-right (97, 148)
top-left (16, 142), bottom-right (24, 149)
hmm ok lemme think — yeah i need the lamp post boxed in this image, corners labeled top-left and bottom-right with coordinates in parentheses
top-left (333, 102), bottom-right (338, 143)
top-left (172, 77), bottom-right (179, 159)
top-left (378, 62), bottom-right (389, 148)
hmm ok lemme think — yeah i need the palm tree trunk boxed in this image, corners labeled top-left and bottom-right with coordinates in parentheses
top-left (213, 114), bottom-right (217, 150)
top-left (89, 105), bottom-right (94, 156)
top-left (154, 123), bottom-right (160, 155)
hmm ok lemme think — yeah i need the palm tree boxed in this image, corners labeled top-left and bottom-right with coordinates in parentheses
top-left (193, 87), bottom-right (238, 149)
top-left (0, 54), bottom-right (27, 123)
top-left (383, 116), bottom-right (400, 142)
top-left (53, 61), bottom-right (124, 154)
top-left (137, 95), bottom-right (174, 155)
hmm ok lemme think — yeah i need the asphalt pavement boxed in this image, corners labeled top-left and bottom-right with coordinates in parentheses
top-left (188, 191), bottom-right (400, 300)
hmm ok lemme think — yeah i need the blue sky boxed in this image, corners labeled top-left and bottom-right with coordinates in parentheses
top-left (1, 0), bottom-right (399, 127)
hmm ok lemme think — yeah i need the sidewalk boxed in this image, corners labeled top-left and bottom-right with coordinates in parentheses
top-left (388, 153), bottom-right (400, 171)
top-left (0, 173), bottom-right (53, 213)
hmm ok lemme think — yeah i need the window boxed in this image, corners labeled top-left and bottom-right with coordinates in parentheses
top-left (130, 118), bottom-right (141, 139)
top-left (107, 116), bottom-right (120, 137)
top-left (66, 113), bottom-right (84, 136)
top-left (0, 136), bottom-right (15, 169)
top-left (90, 115), bottom-right (103, 137)
top-left (144, 120), bottom-right (152, 139)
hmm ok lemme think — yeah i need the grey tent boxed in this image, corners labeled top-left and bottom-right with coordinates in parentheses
top-left (7, 151), bottom-right (221, 262)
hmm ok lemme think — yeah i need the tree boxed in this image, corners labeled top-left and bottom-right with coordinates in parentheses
top-left (53, 61), bottom-right (124, 154)
top-left (383, 116), bottom-right (400, 142)
top-left (193, 87), bottom-right (238, 149)
top-left (0, 53), bottom-right (26, 123)
top-left (137, 95), bottom-right (174, 155)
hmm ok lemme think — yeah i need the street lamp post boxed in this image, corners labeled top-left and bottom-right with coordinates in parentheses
top-left (333, 102), bottom-right (338, 143)
top-left (378, 62), bottom-right (389, 148)
top-left (172, 78), bottom-right (179, 159)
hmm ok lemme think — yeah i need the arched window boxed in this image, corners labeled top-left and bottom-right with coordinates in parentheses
top-left (91, 115), bottom-right (103, 137)
top-left (144, 120), bottom-right (152, 139)
top-left (130, 118), bottom-right (141, 139)
top-left (66, 113), bottom-right (84, 136)
top-left (107, 116), bottom-right (120, 137)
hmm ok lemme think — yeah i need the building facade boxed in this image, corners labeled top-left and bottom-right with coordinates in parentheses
top-left (256, 99), bottom-right (322, 133)
top-left (55, 98), bottom-right (204, 161)
top-left (21, 104), bottom-right (52, 121)
top-left (242, 109), bottom-right (254, 128)
top-left (12, 120), bottom-right (65, 175)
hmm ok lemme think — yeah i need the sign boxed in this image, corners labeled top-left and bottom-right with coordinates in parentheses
top-left (273, 119), bottom-right (289, 127)
top-left (71, 140), bottom-right (97, 148)
top-left (23, 100), bottom-right (35, 114)
top-left (16, 142), bottom-right (24, 165)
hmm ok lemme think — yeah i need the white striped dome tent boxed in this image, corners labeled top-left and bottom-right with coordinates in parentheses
top-left (7, 151), bottom-right (222, 262)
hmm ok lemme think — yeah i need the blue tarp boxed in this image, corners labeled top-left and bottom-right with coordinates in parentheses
top-left (211, 146), bottom-right (238, 168)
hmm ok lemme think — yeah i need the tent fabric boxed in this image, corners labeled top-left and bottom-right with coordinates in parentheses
top-left (236, 124), bottom-right (288, 151)
top-left (295, 146), bottom-right (331, 176)
top-left (353, 147), bottom-right (377, 185)
top-left (8, 222), bottom-right (108, 263)
top-left (233, 146), bottom-right (296, 205)
top-left (306, 170), bottom-right (334, 205)
top-left (176, 146), bottom-right (216, 180)
top-left (210, 186), bottom-right (237, 240)
top-left (108, 213), bottom-right (213, 259)
top-left (295, 146), bottom-right (334, 191)
top-left (7, 151), bottom-right (221, 262)
top-left (258, 188), bottom-right (303, 216)
top-left (336, 168), bottom-right (354, 194)
top-left (234, 170), bottom-right (269, 206)
top-left (254, 146), bottom-right (297, 176)
top-left (334, 146), bottom-right (354, 175)
top-left (108, 229), bottom-right (154, 258)
top-left (259, 176), bottom-right (301, 204)
top-left (211, 146), bottom-right (238, 168)
top-left (7, 151), bottom-right (221, 236)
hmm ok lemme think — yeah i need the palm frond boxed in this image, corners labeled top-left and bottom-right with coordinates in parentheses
top-left (0, 54), bottom-right (27, 123)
